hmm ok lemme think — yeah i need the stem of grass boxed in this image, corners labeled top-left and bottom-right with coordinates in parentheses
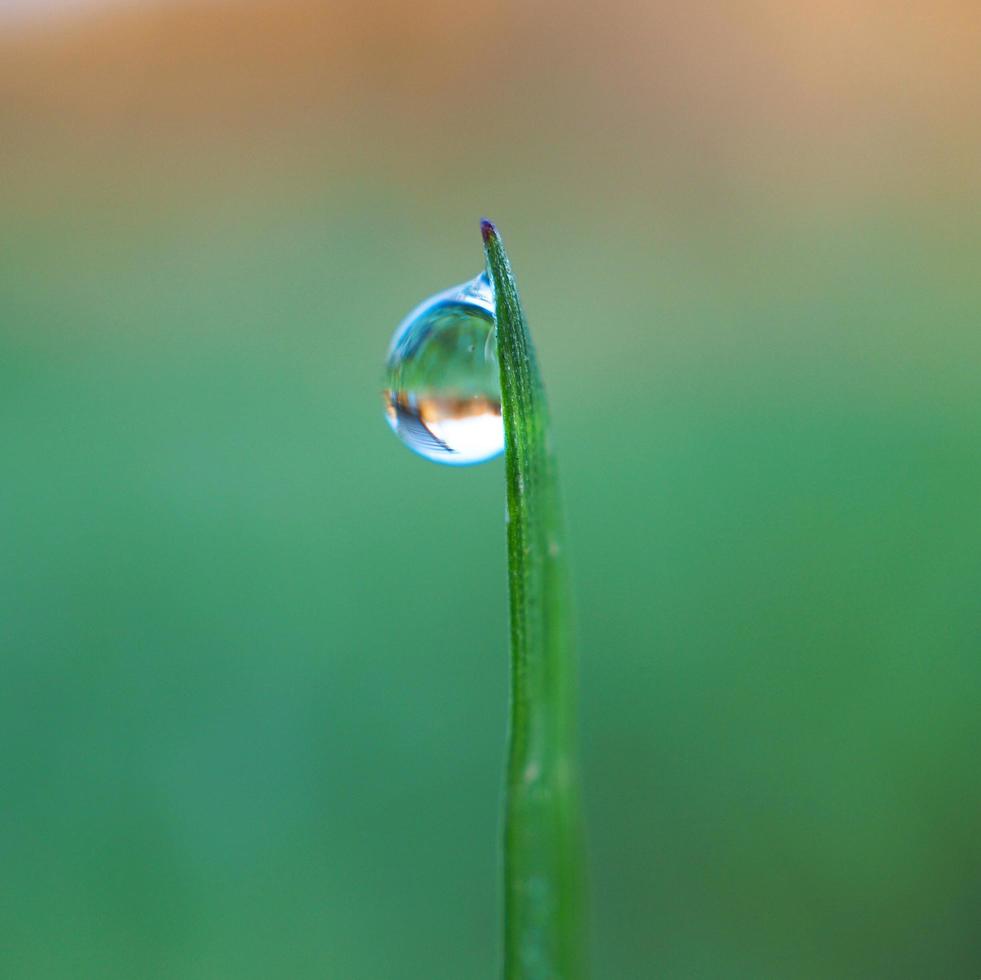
top-left (481, 219), bottom-right (587, 980)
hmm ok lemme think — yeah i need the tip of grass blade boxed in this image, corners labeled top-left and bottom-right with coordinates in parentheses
top-left (480, 218), bottom-right (498, 243)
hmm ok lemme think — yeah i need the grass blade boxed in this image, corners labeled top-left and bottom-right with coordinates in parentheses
top-left (481, 219), bottom-right (587, 980)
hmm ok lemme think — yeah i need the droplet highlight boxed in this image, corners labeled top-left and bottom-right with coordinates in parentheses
top-left (384, 273), bottom-right (503, 465)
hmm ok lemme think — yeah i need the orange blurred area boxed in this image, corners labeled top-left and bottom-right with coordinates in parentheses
top-left (2, 0), bottom-right (979, 206)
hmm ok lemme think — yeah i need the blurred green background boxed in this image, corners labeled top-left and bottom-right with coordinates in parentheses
top-left (2, 2), bottom-right (980, 977)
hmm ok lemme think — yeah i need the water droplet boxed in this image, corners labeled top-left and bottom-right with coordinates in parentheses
top-left (383, 273), bottom-right (503, 465)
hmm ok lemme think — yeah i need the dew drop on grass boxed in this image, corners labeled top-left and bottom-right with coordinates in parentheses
top-left (383, 272), bottom-right (504, 465)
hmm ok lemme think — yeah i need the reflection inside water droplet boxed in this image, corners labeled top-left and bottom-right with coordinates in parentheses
top-left (383, 273), bottom-right (503, 465)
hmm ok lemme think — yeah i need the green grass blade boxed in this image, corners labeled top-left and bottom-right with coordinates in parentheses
top-left (481, 219), bottom-right (587, 980)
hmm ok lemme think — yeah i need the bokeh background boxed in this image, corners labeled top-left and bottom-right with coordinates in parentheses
top-left (2, 1), bottom-right (980, 977)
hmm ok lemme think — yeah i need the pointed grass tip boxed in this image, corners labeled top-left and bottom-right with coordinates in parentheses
top-left (480, 218), bottom-right (499, 243)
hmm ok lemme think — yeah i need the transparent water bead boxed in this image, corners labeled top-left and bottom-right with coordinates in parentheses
top-left (383, 272), bottom-right (504, 465)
